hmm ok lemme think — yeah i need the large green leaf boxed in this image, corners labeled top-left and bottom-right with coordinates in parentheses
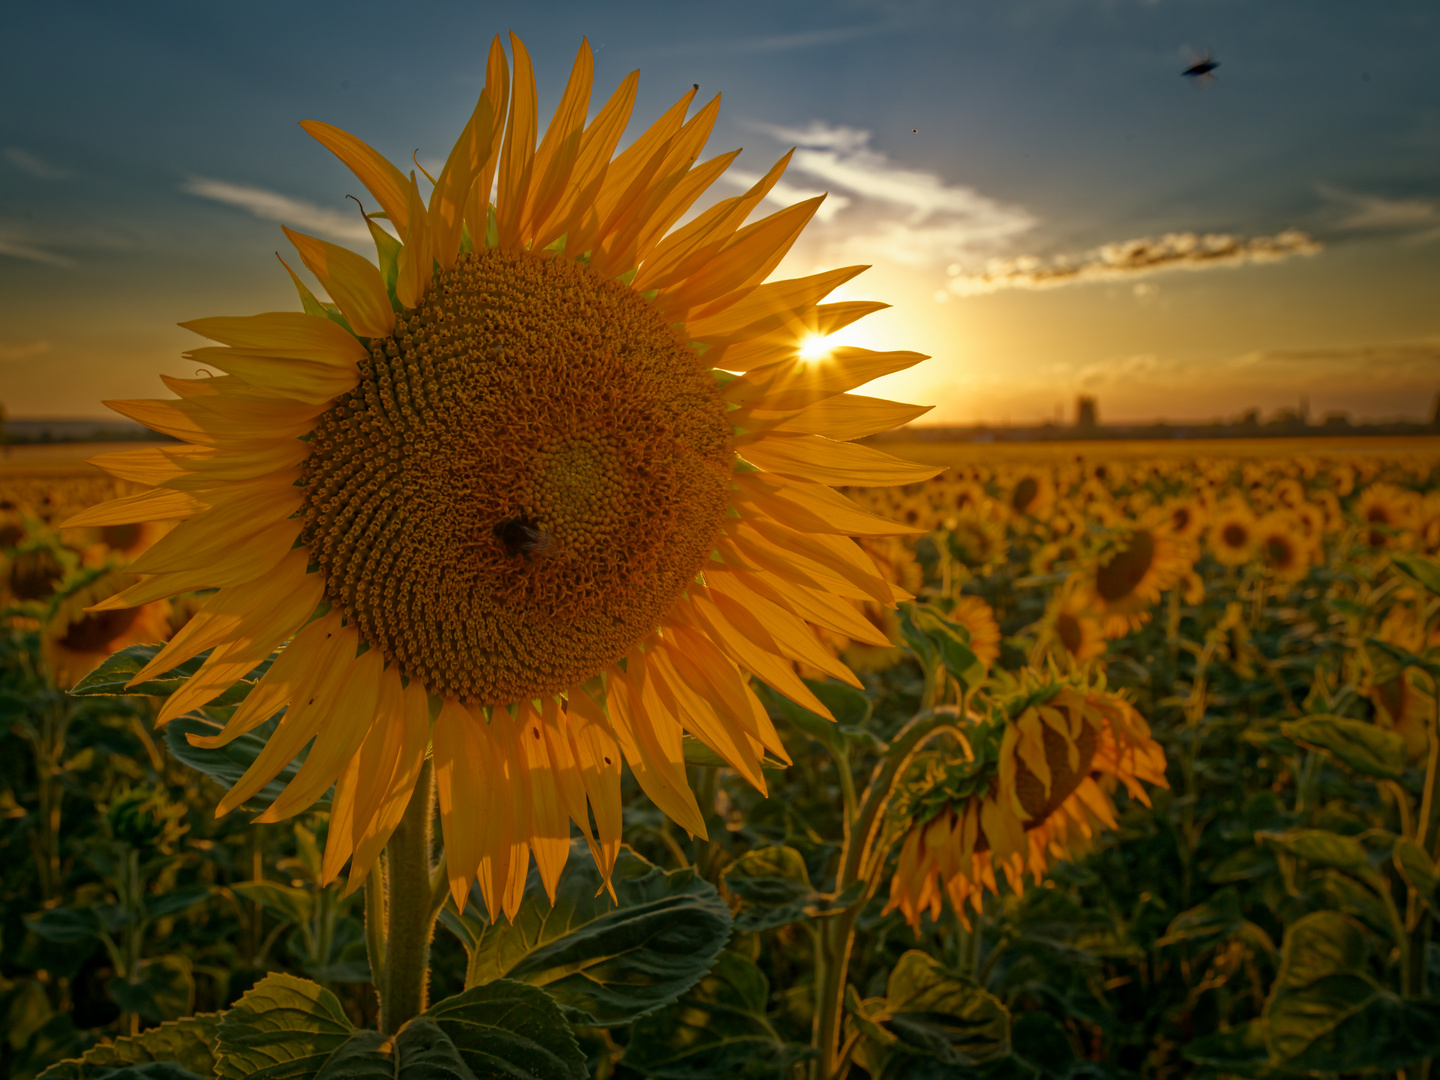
top-left (38, 1014), bottom-right (220, 1080)
top-left (165, 709), bottom-right (324, 813)
top-left (215, 972), bottom-right (354, 1080)
top-left (1264, 911), bottom-right (1440, 1071)
top-left (439, 840), bottom-right (731, 1026)
top-left (852, 950), bottom-right (1009, 1077)
top-left (213, 971), bottom-right (585, 1080)
top-left (1256, 829), bottom-right (1370, 875)
top-left (722, 845), bottom-right (815, 932)
top-left (1278, 715), bottom-right (1406, 781)
top-left (623, 951), bottom-right (810, 1078)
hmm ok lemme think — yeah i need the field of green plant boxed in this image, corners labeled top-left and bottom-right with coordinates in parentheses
top-left (4, 438), bottom-right (1440, 1079)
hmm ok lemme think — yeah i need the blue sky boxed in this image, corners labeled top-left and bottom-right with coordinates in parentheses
top-left (3, 0), bottom-right (1437, 423)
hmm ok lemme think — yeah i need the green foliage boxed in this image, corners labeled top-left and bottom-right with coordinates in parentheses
top-left (1279, 713), bottom-right (1407, 779)
top-left (38, 1014), bottom-right (220, 1079)
top-left (438, 840), bottom-right (731, 1026)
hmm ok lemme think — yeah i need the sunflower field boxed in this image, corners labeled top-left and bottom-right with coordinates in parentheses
top-left (4, 437), bottom-right (1440, 1079)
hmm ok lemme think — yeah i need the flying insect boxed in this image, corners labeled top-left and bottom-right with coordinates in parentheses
top-left (1182, 52), bottom-right (1220, 82)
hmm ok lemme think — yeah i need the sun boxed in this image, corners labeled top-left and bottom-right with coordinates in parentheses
top-left (798, 333), bottom-right (832, 361)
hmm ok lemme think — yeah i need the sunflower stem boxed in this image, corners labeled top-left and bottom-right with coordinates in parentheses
top-left (380, 757), bottom-right (437, 1034)
top-left (812, 704), bottom-right (964, 1080)
top-left (363, 858), bottom-right (386, 1010)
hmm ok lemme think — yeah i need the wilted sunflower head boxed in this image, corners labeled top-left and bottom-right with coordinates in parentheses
top-left (5, 544), bottom-right (67, 605)
top-left (66, 34), bottom-right (936, 919)
top-left (884, 668), bottom-right (1166, 931)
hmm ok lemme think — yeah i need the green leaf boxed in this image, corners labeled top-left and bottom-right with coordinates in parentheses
top-left (764, 680), bottom-right (884, 756)
top-left (25, 906), bottom-right (103, 944)
top-left (1390, 551), bottom-right (1440, 597)
top-left (882, 950), bottom-right (1010, 1066)
top-left (214, 972), bottom-right (354, 1080)
top-left (439, 840), bottom-right (731, 1026)
top-left (1394, 837), bottom-right (1438, 912)
top-left (1263, 910), bottom-right (1440, 1071)
top-left (37, 1014), bottom-right (220, 1080)
top-left (722, 846), bottom-right (815, 933)
top-left (232, 882), bottom-right (316, 926)
top-left (145, 885), bottom-right (212, 921)
top-left (421, 981), bottom-right (587, 1079)
top-left (899, 606), bottom-right (985, 690)
top-left (1256, 829), bottom-right (1369, 874)
top-left (212, 973), bottom-right (585, 1080)
top-left (165, 710), bottom-right (326, 813)
top-left (623, 952), bottom-right (810, 1078)
top-left (1279, 715), bottom-right (1406, 781)
top-left (108, 956), bottom-right (195, 1023)
top-left (70, 644), bottom-right (270, 702)
top-left (1366, 637), bottom-right (1440, 681)
top-left (1182, 1021), bottom-right (1272, 1075)
top-left (1156, 889), bottom-right (1242, 948)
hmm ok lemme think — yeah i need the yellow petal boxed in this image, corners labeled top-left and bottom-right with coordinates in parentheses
top-left (434, 697), bottom-right (489, 911)
top-left (299, 121), bottom-right (413, 237)
top-left (733, 472), bottom-right (923, 538)
top-left (282, 227), bottom-right (394, 338)
top-left (344, 675), bottom-right (429, 895)
top-left (62, 488), bottom-right (208, 529)
top-left (495, 32), bottom-right (538, 250)
top-left (742, 433), bottom-right (943, 488)
top-left (180, 311), bottom-right (369, 366)
top-left (769, 395), bottom-right (934, 442)
top-left (183, 347), bottom-right (358, 405)
top-left (515, 701), bottom-right (570, 904)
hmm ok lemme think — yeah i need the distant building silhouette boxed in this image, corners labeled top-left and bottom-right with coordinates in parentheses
top-left (1075, 395), bottom-right (1098, 432)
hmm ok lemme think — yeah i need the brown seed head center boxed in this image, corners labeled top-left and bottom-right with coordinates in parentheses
top-left (299, 247), bottom-right (733, 705)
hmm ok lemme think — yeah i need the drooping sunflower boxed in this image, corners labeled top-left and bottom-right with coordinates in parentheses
top-left (1079, 517), bottom-right (1191, 637)
top-left (43, 569), bottom-right (173, 690)
top-left (64, 36), bottom-right (938, 919)
top-left (884, 671), bottom-right (1167, 931)
top-left (1207, 501), bottom-right (1257, 567)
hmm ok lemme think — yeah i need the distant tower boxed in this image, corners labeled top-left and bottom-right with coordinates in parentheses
top-left (1076, 395), bottom-right (1098, 432)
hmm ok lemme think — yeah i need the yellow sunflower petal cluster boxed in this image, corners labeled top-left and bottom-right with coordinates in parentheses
top-left (64, 35), bottom-right (938, 918)
top-left (884, 673), bottom-right (1167, 931)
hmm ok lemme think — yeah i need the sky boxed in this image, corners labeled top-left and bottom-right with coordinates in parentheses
top-left (2, 0), bottom-right (1437, 426)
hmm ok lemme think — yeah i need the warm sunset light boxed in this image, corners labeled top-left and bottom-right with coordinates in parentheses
top-left (4, 8), bottom-right (1439, 1078)
top-left (798, 333), bottom-right (832, 361)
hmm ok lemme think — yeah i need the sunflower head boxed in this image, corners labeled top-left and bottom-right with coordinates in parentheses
top-left (1355, 483), bottom-right (1415, 549)
top-left (1255, 513), bottom-right (1311, 583)
top-left (66, 34), bottom-right (935, 917)
top-left (105, 784), bottom-right (188, 853)
top-left (1081, 518), bottom-right (1190, 637)
top-left (1208, 502), bottom-right (1257, 567)
top-left (884, 667), bottom-right (1166, 931)
top-left (949, 595), bottom-right (1001, 667)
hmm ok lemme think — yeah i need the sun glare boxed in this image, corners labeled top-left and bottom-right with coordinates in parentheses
top-left (798, 333), bottom-right (832, 361)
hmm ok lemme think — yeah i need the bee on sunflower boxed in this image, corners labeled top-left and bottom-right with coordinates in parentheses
top-left (64, 35), bottom-right (938, 920)
top-left (884, 668), bottom-right (1167, 931)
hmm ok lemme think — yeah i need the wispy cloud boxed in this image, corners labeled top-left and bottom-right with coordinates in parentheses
top-left (5, 147), bottom-right (72, 180)
top-left (181, 176), bottom-right (373, 244)
top-left (1319, 184), bottom-right (1439, 240)
top-left (0, 340), bottom-right (53, 362)
top-left (0, 232), bottom-right (75, 267)
top-left (741, 122), bottom-right (1036, 267)
top-left (947, 229), bottom-right (1322, 295)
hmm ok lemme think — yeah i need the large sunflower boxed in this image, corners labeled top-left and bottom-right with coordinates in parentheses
top-left (64, 36), bottom-right (939, 919)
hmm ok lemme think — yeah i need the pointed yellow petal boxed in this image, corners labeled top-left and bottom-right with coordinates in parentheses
top-left (282, 227), bottom-right (394, 338)
top-left (515, 701), bottom-right (570, 904)
top-left (495, 32), bottom-right (538, 249)
top-left (299, 121), bottom-right (412, 237)
top-left (180, 311), bottom-right (368, 365)
top-left (345, 675), bottom-right (429, 895)
top-left (434, 697), bottom-right (489, 912)
top-left (62, 488), bottom-right (207, 529)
